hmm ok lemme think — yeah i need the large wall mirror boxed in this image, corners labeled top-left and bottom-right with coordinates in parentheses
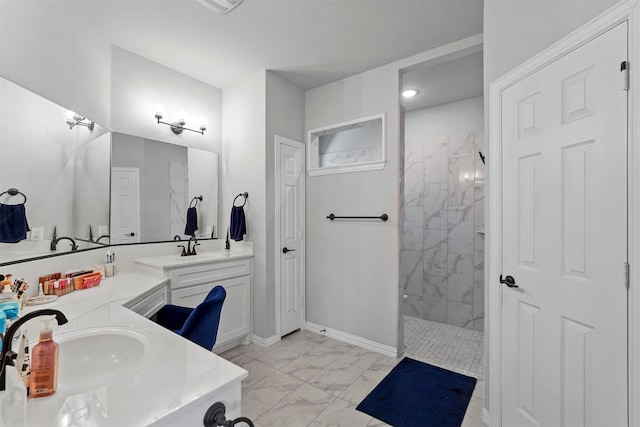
top-left (0, 77), bottom-right (220, 266)
top-left (111, 133), bottom-right (219, 244)
top-left (0, 76), bottom-right (110, 265)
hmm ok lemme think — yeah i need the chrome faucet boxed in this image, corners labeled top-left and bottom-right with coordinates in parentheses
top-left (187, 236), bottom-right (200, 256)
top-left (50, 236), bottom-right (78, 251)
top-left (0, 309), bottom-right (68, 391)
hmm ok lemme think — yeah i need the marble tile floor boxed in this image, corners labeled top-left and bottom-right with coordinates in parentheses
top-left (220, 329), bottom-right (484, 427)
top-left (404, 315), bottom-right (484, 379)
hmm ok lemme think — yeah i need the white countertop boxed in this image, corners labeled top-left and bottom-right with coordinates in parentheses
top-left (134, 247), bottom-right (254, 270)
top-left (2, 260), bottom-right (248, 426)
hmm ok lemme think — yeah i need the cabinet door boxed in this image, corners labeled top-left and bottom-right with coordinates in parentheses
top-left (170, 275), bottom-right (251, 346)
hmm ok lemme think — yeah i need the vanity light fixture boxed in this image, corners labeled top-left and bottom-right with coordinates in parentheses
top-left (402, 89), bottom-right (419, 98)
top-left (64, 110), bottom-right (94, 131)
top-left (154, 103), bottom-right (206, 135)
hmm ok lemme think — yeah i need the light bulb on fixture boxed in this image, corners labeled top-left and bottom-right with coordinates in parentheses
top-left (199, 116), bottom-right (207, 132)
top-left (153, 103), bottom-right (206, 135)
top-left (402, 89), bottom-right (419, 98)
top-left (63, 110), bottom-right (94, 131)
top-left (177, 110), bottom-right (188, 126)
top-left (154, 103), bottom-right (165, 120)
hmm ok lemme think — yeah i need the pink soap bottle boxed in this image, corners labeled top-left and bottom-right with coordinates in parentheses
top-left (29, 317), bottom-right (59, 398)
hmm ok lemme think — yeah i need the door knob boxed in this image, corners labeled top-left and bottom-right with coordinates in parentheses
top-left (125, 232), bottom-right (135, 237)
top-left (500, 274), bottom-right (518, 288)
top-left (282, 247), bottom-right (295, 254)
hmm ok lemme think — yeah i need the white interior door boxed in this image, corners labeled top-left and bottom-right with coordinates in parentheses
top-left (500, 22), bottom-right (628, 426)
top-left (276, 135), bottom-right (305, 337)
top-left (111, 167), bottom-right (140, 244)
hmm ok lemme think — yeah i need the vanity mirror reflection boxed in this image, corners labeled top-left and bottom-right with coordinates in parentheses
top-left (111, 133), bottom-right (219, 245)
top-left (0, 77), bottom-right (220, 266)
top-left (0, 76), bottom-right (110, 265)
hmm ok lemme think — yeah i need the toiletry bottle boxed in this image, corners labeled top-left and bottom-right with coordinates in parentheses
top-left (29, 317), bottom-right (59, 398)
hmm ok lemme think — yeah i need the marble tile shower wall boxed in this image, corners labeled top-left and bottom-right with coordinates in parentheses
top-left (402, 131), bottom-right (485, 331)
top-left (319, 146), bottom-right (382, 167)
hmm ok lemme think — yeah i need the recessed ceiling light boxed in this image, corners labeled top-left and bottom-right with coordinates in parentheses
top-left (402, 89), bottom-right (419, 98)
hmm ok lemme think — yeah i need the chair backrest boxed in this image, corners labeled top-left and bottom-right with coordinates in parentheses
top-left (178, 285), bottom-right (226, 350)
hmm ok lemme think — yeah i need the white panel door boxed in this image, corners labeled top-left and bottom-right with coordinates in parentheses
top-left (501, 22), bottom-right (628, 426)
top-left (276, 136), bottom-right (305, 336)
top-left (111, 167), bottom-right (140, 244)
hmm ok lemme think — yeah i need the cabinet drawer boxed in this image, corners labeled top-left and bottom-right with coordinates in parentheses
top-left (127, 286), bottom-right (168, 318)
top-left (170, 258), bottom-right (251, 289)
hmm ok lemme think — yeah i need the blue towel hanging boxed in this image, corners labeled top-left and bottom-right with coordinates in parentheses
top-left (184, 207), bottom-right (198, 236)
top-left (229, 206), bottom-right (246, 241)
top-left (0, 204), bottom-right (30, 243)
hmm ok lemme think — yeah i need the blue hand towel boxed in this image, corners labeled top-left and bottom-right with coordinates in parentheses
top-left (230, 206), bottom-right (246, 241)
top-left (0, 204), bottom-right (30, 243)
top-left (184, 206), bottom-right (198, 236)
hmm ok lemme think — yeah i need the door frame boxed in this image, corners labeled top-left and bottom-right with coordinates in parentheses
top-left (489, 1), bottom-right (639, 425)
top-left (274, 135), bottom-right (306, 338)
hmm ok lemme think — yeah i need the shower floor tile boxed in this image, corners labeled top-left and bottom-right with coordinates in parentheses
top-left (404, 315), bottom-right (484, 378)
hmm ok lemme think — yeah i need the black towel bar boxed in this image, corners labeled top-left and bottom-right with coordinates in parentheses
top-left (327, 213), bottom-right (388, 222)
top-left (0, 188), bottom-right (27, 204)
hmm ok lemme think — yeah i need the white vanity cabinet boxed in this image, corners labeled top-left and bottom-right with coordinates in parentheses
top-left (124, 281), bottom-right (169, 318)
top-left (168, 257), bottom-right (252, 352)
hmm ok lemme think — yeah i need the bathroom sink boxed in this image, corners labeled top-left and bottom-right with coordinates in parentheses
top-left (56, 327), bottom-right (157, 391)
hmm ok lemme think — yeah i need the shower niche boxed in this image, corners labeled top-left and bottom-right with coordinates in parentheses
top-left (307, 113), bottom-right (385, 176)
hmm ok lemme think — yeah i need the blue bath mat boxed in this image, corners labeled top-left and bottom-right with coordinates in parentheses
top-left (356, 357), bottom-right (477, 427)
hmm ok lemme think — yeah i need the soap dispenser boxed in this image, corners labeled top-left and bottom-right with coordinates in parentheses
top-left (29, 316), bottom-right (59, 398)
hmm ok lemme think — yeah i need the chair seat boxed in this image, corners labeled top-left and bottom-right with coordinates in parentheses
top-left (155, 286), bottom-right (226, 350)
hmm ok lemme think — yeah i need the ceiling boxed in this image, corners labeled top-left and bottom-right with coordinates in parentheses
top-left (401, 51), bottom-right (484, 111)
top-left (77, 0), bottom-right (483, 93)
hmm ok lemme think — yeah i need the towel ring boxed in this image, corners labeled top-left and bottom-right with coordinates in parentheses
top-left (0, 188), bottom-right (27, 204)
top-left (233, 192), bottom-right (249, 207)
top-left (190, 195), bottom-right (203, 208)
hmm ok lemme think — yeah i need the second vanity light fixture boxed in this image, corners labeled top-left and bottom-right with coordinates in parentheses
top-left (154, 103), bottom-right (206, 135)
top-left (64, 111), bottom-right (94, 131)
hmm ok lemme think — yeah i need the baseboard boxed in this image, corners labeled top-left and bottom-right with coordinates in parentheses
top-left (482, 408), bottom-right (490, 426)
top-left (305, 321), bottom-right (397, 357)
top-left (251, 334), bottom-right (279, 347)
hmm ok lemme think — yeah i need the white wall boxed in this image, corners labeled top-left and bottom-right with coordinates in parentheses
top-left (265, 72), bottom-right (305, 338)
top-left (0, 1), bottom-right (112, 127)
top-left (484, 0), bottom-right (620, 91)
top-left (405, 97), bottom-right (484, 142)
top-left (75, 132), bottom-right (111, 240)
top-left (222, 71), bottom-right (268, 338)
top-left (220, 71), bottom-right (304, 341)
top-left (305, 65), bottom-right (400, 350)
top-left (111, 47), bottom-right (222, 153)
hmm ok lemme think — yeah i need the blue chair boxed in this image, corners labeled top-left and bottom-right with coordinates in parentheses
top-left (155, 286), bottom-right (226, 350)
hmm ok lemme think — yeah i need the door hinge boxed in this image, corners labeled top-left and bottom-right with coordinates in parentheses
top-left (624, 261), bottom-right (630, 289)
top-left (621, 61), bottom-right (629, 91)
